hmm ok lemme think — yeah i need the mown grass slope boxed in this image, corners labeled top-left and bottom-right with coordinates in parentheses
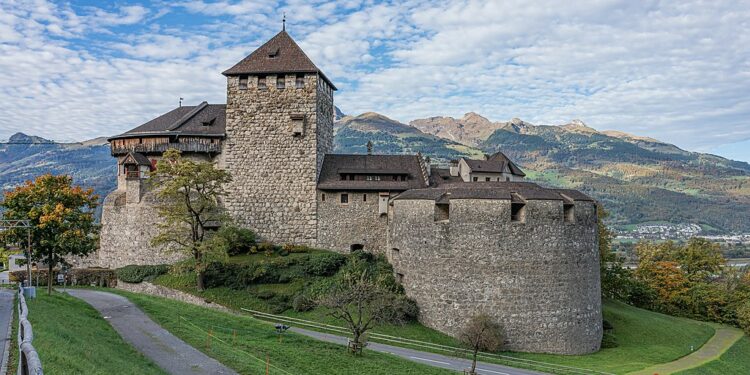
top-left (25, 292), bottom-right (165, 375)
top-left (677, 335), bottom-right (750, 375)
top-left (115, 290), bottom-right (456, 375)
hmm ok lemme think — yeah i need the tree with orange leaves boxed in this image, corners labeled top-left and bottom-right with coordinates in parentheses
top-left (1, 174), bottom-right (98, 294)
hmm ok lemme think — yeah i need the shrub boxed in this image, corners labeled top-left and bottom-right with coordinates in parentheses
top-left (256, 290), bottom-right (276, 300)
top-left (738, 301), bottom-right (750, 335)
top-left (217, 226), bottom-right (256, 256)
top-left (283, 243), bottom-right (310, 254)
top-left (258, 242), bottom-right (277, 256)
top-left (116, 264), bottom-right (170, 283)
top-left (601, 332), bottom-right (619, 348)
top-left (292, 294), bottom-right (316, 312)
top-left (269, 295), bottom-right (291, 313)
top-left (303, 253), bottom-right (347, 277)
top-left (602, 319), bottom-right (614, 331)
top-left (391, 295), bottom-right (420, 322)
top-left (12, 268), bottom-right (117, 287)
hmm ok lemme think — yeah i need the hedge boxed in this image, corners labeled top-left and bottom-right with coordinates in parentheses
top-left (116, 264), bottom-right (170, 283)
top-left (10, 268), bottom-right (117, 287)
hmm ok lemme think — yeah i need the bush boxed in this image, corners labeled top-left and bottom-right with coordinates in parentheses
top-left (292, 294), bottom-right (316, 312)
top-left (391, 295), bottom-right (420, 322)
top-left (269, 295), bottom-right (291, 313)
top-left (601, 332), bottom-right (619, 348)
top-left (283, 244), bottom-right (310, 254)
top-left (303, 253), bottom-right (347, 277)
top-left (256, 290), bottom-right (276, 300)
top-left (11, 268), bottom-right (117, 287)
top-left (116, 264), bottom-right (170, 283)
top-left (603, 319), bottom-right (614, 331)
top-left (738, 302), bottom-right (750, 335)
top-left (257, 242), bottom-right (277, 256)
top-left (217, 226), bottom-right (256, 256)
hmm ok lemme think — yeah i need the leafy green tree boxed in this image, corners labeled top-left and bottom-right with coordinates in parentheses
top-left (1, 174), bottom-right (98, 294)
top-left (149, 149), bottom-right (232, 291)
top-left (676, 237), bottom-right (724, 282)
top-left (598, 206), bottom-right (635, 300)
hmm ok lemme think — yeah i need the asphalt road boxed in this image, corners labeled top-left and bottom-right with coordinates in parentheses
top-left (67, 289), bottom-right (237, 375)
top-left (0, 289), bottom-right (13, 375)
top-left (289, 326), bottom-right (546, 375)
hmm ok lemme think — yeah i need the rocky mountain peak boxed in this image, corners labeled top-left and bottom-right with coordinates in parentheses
top-left (9, 132), bottom-right (53, 144)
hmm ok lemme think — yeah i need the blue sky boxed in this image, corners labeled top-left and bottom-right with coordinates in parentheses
top-left (0, 1), bottom-right (749, 162)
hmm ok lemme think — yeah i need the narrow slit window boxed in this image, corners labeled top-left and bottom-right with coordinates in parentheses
top-left (239, 75), bottom-right (248, 90)
top-left (321, 193), bottom-right (326, 202)
top-left (363, 194), bottom-right (367, 202)
top-left (511, 202), bottom-right (526, 222)
top-left (564, 203), bottom-right (575, 223)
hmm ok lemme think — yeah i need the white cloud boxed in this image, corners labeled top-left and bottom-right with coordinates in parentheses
top-left (0, 0), bottom-right (748, 163)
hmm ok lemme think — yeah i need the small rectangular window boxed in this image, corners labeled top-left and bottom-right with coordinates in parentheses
top-left (239, 75), bottom-right (248, 90)
top-left (485, 177), bottom-right (491, 182)
top-left (276, 75), bottom-right (285, 89)
top-left (296, 75), bottom-right (305, 88)
top-left (258, 76), bottom-right (267, 90)
top-left (564, 204), bottom-right (575, 223)
top-left (340, 193), bottom-right (349, 204)
top-left (321, 193), bottom-right (326, 202)
top-left (434, 203), bottom-right (450, 222)
top-left (290, 114), bottom-right (304, 136)
top-left (511, 202), bottom-right (526, 222)
top-left (473, 177), bottom-right (478, 182)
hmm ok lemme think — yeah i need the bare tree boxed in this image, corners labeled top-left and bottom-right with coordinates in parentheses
top-left (459, 314), bottom-right (504, 374)
top-left (319, 269), bottom-right (404, 354)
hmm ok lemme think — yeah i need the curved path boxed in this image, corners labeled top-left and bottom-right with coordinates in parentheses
top-left (628, 326), bottom-right (745, 375)
top-left (66, 289), bottom-right (237, 375)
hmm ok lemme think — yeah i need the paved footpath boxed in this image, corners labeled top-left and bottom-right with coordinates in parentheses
top-left (289, 326), bottom-right (546, 375)
top-left (67, 289), bottom-right (237, 375)
top-left (628, 326), bottom-right (745, 375)
top-left (0, 289), bottom-right (12, 375)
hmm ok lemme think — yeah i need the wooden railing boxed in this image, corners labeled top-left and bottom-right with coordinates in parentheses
top-left (111, 142), bottom-right (222, 155)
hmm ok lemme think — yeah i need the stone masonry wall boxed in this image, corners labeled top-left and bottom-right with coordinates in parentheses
top-left (223, 74), bottom-right (332, 246)
top-left (388, 198), bottom-right (601, 355)
top-left (116, 281), bottom-right (232, 312)
top-left (98, 190), bottom-right (185, 268)
top-left (317, 191), bottom-right (392, 254)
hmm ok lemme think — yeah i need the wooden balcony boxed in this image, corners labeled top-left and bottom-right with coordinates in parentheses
top-left (111, 142), bottom-right (222, 156)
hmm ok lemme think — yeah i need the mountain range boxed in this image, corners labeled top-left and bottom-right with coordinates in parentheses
top-left (2, 110), bottom-right (749, 234)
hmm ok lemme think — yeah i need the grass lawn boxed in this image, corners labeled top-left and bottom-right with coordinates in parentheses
top-left (112, 289), bottom-right (456, 375)
top-left (507, 300), bottom-right (715, 374)
top-left (677, 335), bottom-right (750, 375)
top-left (153, 270), bottom-right (718, 374)
top-left (25, 292), bottom-right (165, 375)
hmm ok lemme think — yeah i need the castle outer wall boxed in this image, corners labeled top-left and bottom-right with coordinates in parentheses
top-left (316, 190), bottom-right (394, 253)
top-left (223, 74), bottom-right (333, 246)
top-left (388, 197), bottom-right (602, 355)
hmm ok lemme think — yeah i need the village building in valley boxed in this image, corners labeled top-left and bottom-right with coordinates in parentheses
top-left (98, 29), bottom-right (602, 355)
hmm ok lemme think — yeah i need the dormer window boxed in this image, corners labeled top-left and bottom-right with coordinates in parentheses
top-left (296, 74), bottom-right (305, 89)
top-left (290, 114), bottom-right (305, 136)
top-left (239, 75), bottom-right (248, 90)
top-left (268, 47), bottom-right (279, 58)
top-left (201, 118), bottom-right (216, 127)
top-left (258, 76), bottom-right (267, 90)
top-left (277, 75), bottom-right (285, 89)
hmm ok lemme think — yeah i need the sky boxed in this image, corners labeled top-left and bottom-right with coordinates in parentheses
top-left (0, 1), bottom-right (749, 162)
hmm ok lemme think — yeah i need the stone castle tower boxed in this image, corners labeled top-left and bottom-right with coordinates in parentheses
top-left (222, 31), bottom-right (335, 245)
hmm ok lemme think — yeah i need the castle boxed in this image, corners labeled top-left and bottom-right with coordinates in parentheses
top-left (99, 30), bottom-right (602, 355)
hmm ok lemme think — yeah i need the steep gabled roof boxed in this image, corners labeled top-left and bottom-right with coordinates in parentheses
top-left (222, 30), bottom-right (336, 89)
top-left (462, 152), bottom-right (526, 177)
top-left (121, 151), bottom-right (151, 166)
top-left (318, 154), bottom-right (429, 191)
top-left (109, 102), bottom-right (226, 141)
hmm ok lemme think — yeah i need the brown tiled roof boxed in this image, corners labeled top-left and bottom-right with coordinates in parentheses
top-left (318, 154), bottom-right (429, 191)
top-left (462, 152), bottom-right (525, 177)
top-left (222, 31), bottom-right (336, 90)
top-left (109, 102), bottom-right (225, 141)
top-left (393, 181), bottom-right (593, 202)
top-left (122, 151), bottom-right (151, 166)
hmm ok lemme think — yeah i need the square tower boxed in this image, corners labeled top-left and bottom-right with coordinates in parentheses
top-left (222, 30), bottom-right (335, 245)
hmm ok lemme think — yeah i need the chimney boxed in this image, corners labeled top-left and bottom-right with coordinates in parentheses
top-left (366, 140), bottom-right (373, 155)
top-left (449, 159), bottom-right (459, 177)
